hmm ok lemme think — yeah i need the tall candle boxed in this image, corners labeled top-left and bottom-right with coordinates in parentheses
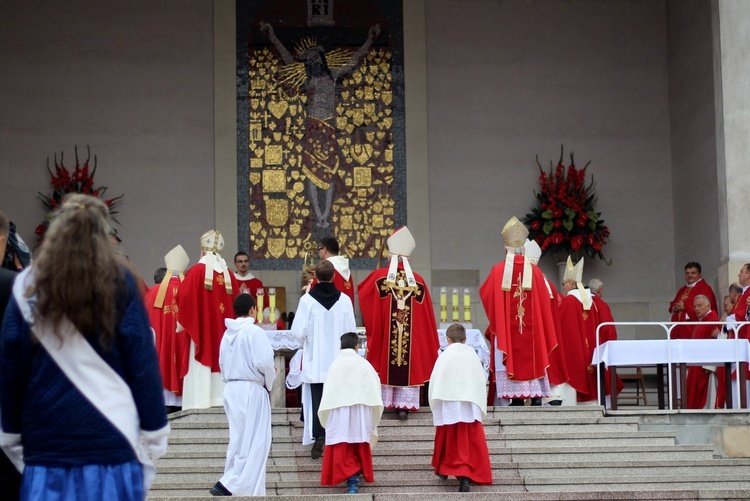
top-left (256, 288), bottom-right (264, 323)
top-left (451, 288), bottom-right (459, 321)
top-left (463, 288), bottom-right (471, 323)
top-left (439, 287), bottom-right (447, 323)
top-left (269, 288), bottom-right (276, 323)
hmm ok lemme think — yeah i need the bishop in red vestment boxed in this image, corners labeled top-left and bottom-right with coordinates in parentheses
top-left (358, 227), bottom-right (439, 417)
top-left (176, 230), bottom-right (238, 408)
top-left (480, 218), bottom-right (557, 405)
top-left (685, 295), bottom-right (721, 409)
top-left (144, 245), bottom-right (191, 405)
top-left (590, 280), bottom-right (624, 397)
top-left (669, 262), bottom-right (717, 340)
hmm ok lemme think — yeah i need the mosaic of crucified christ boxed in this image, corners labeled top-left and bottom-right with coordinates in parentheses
top-left (244, 21), bottom-right (399, 263)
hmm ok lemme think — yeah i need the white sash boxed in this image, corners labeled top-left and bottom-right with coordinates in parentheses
top-left (12, 268), bottom-right (161, 491)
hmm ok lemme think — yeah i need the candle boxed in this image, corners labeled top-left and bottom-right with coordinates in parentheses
top-left (451, 288), bottom-right (459, 321)
top-left (269, 288), bottom-right (276, 323)
top-left (256, 288), bottom-right (264, 323)
top-left (439, 287), bottom-right (447, 323)
top-left (463, 288), bottom-right (471, 323)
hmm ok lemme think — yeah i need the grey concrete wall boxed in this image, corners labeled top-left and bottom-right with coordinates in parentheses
top-left (425, 0), bottom-right (676, 331)
top-left (665, 0), bottom-right (721, 294)
top-left (0, 0), bottom-right (216, 279)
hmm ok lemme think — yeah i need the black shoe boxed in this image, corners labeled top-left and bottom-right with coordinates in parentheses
top-left (509, 398), bottom-right (525, 406)
top-left (209, 481), bottom-right (232, 496)
top-left (436, 473), bottom-right (448, 480)
top-left (311, 436), bottom-right (325, 459)
top-left (458, 476), bottom-right (471, 492)
top-left (397, 409), bottom-right (409, 420)
top-left (548, 399), bottom-right (563, 406)
top-left (530, 397), bottom-right (542, 406)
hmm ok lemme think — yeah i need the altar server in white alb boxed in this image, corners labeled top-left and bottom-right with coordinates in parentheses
top-left (291, 260), bottom-right (357, 459)
top-left (210, 294), bottom-right (275, 497)
top-left (319, 332), bottom-right (384, 494)
top-left (429, 323), bottom-right (492, 492)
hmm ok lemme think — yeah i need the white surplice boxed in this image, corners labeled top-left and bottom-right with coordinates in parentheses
top-left (218, 317), bottom-right (275, 496)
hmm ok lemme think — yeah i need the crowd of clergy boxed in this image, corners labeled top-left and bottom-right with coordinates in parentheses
top-left (3, 205), bottom-right (749, 498)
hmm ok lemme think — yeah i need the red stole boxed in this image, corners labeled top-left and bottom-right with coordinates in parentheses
top-left (686, 310), bottom-right (720, 409)
top-left (558, 293), bottom-right (599, 400)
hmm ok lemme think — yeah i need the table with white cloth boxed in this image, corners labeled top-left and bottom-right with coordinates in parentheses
top-left (261, 328), bottom-right (490, 407)
top-left (592, 339), bottom-right (750, 410)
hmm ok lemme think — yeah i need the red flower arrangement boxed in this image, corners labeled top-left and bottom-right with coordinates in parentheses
top-left (36, 145), bottom-right (124, 242)
top-left (523, 146), bottom-right (611, 264)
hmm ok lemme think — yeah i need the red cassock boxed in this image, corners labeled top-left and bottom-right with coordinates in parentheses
top-left (175, 264), bottom-right (238, 372)
top-left (358, 265), bottom-right (439, 386)
top-left (144, 280), bottom-right (191, 395)
top-left (730, 288), bottom-right (750, 381)
top-left (557, 294), bottom-right (600, 401)
top-left (686, 310), bottom-right (720, 409)
top-left (311, 269), bottom-right (355, 306)
top-left (479, 256), bottom-right (557, 383)
top-left (432, 421), bottom-right (493, 485)
top-left (591, 295), bottom-right (624, 396)
top-left (321, 442), bottom-right (374, 485)
top-left (669, 279), bottom-right (718, 340)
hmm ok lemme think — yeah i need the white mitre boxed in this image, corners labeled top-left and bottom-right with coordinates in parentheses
top-left (385, 226), bottom-right (417, 291)
top-left (564, 255), bottom-right (591, 310)
top-left (153, 244), bottom-right (190, 309)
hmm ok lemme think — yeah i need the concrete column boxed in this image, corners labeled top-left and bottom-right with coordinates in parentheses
top-left (714, 0), bottom-right (750, 294)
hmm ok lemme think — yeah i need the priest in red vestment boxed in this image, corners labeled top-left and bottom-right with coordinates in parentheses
top-left (144, 245), bottom-right (191, 411)
top-left (685, 295), bottom-right (721, 409)
top-left (589, 278), bottom-right (624, 398)
top-left (309, 236), bottom-right (355, 306)
top-left (727, 264), bottom-right (750, 406)
top-left (232, 251), bottom-right (264, 306)
top-left (358, 226), bottom-right (440, 420)
top-left (524, 239), bottom-right (571, 406)
top-left (557, 256), bottom-right (600, 403)
top-left (176, 230), bottom-right (238, 409)
top-left (669, 262), bottom-right (718, 340)
top-left (480, 218), bottom-right (557, 406)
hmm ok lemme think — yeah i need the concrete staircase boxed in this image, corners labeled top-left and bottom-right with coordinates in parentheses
top-left (148, 406), bottom-right (750, 500)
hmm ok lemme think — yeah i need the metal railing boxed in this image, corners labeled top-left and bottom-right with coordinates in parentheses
top-left (594, 320), bottom-right (750, 410)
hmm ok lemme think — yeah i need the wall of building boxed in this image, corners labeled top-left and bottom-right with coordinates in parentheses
top-left (424, 0), bottom-right (676, 333)
top-left (0, 0), bottom-right (216, 280)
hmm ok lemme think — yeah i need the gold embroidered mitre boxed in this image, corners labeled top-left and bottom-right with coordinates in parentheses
top-left (501, 217), bottom-right (532, 291)
top-left (385, 226), bottom-right (417, 291)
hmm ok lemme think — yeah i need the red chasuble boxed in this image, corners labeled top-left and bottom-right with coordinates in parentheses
top-left (686, 310), bottom-right (720, 409)
top-left (479, 255), bottom-right (557, 382)
top-left (730, 288), bottom-right (750, 381)
top-left (432, 421), bottom-right (493, 485)
top-left (358, 266), bottom-right (439, 387)
top-left (669, 279), bottom-right (718, 340)
top-left (557, 294), bottom-right (599, 401)
top-left (175, 263), bottom-right (238, 372)
top-left (545, 281), bottom-right (569, 386)
top-left (144, 280), bottom-right (190, 395)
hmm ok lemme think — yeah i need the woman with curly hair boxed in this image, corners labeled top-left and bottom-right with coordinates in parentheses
top-left (0, 194), bottom-right (168, 500)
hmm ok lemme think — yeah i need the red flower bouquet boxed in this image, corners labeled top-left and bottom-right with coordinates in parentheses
top-left (36, 146), bottom-right (124, 242)
top-left (523, 146), bottom-right (611, 264)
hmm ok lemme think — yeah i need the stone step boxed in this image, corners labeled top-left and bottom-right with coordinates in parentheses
top-left (147, 490), bottom-right (750, 501)
top-left (517, 458), bottom-right (750, 477)
top-left (525, 473), bottom-right (750, 491)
